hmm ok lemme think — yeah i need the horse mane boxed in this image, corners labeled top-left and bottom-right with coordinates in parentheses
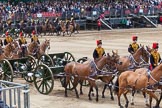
top-left (151, 61), bottom-right (162, 73)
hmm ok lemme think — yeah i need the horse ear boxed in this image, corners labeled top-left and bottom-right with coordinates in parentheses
top-left (112, 50), bottom-right (115, 54)
top-left (107, 53), bottom-right (110, 56)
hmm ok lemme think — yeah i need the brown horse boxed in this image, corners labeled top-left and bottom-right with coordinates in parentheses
top-left (64, 53), bottom-right (119, 101)
top-left (114, 61), bottom-right (162, 108)
top-left (2, 43), bottom-right (16, 59)
top-left (27, 41), bottom-right (39, 58)
top-left (11, 40), bottom-right (23, 59)
top-left (60, 21), bottom-right (66, 36)
top-left (79, 50), bottom-right (120, 99)
top-left (130, 67), bottom-right (162, 107)
top-left (39, 39), bottom-right (50, 55)
top-left (116, 46), bottom-right (150, 73)
top-left (68, 24), bottom-right (74, 36)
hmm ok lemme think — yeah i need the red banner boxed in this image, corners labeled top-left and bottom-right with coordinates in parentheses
top-left (33, 12), bottom-right (62, 18)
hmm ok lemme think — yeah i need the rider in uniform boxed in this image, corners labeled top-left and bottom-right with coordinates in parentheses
top-left (4, 31), bottom-right (13, 46)
top-left (128, 36), bottom-right (139, 54)
top-left (93, 40), bottom-right (105, 60)
top-left (18, 32), bottom-right (27, 57)
top-left (18, 32), bottom-right (27, 47)
top-left (31, 30), bottom-right (40, 44)
top-left (70, 17), bottom-right (75, 31)
top-left (150, 43), bottom-right (161, 70)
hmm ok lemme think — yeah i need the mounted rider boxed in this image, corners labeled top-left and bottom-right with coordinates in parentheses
top-left (18, 32), bottom-right (27, 57)
top-left (4, 31), bottom-right (13, 46)
top-left (31, 30), bottom-right (40, 44)
top-left (18, 32), bottom-right (27, 47)
top-left (70, 17), bottom-right (76, 31)
top-left (128, 36), bottom-right (139, 54)
top-left (93, 40), bottom-right (105, 60)
top-left (150, 43), bottom-right (161, 70)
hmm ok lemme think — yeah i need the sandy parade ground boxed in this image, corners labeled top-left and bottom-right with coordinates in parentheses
top-left (8, 26), bottom-right (162, 108)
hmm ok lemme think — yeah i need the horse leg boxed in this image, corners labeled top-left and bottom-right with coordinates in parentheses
top-left (102, 84), bottom-right (107, 98)
top-left (73, 77), bottom-right (79, 98)
top-left (66, 30), bottom-right (69, 35)
top-left (108, 82), bottom-right (114, 100)
top-left (88, 86), bottom-right (93, 101)
top-left (95, 85), bottom-right (99, 102)
top-left (148, 91), bottom-right (159, 108)
top-left (114, 78), bottom-right (124, 108)
top-left (130, 90), bottom-right (136, 105)
top-left (79, 80), bottom-right (83, 95)
top-left (123, 90), bottom-right (129, 108)
top-left (63, 32), bottom-right (65, 36)
top-left (64, 76), bottom-right (70, 97)
top-left (117, 89), bottom-right (125, 108)
top-left (157, 89), bottom-right (162, 107)
top-left (142, 91), bottom-right (149, 107)
top-left (69, 32), bottom-right (72, 37)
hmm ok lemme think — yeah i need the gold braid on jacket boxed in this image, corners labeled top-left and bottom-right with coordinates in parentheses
top-left (95, 47), bottom-right (104, 58)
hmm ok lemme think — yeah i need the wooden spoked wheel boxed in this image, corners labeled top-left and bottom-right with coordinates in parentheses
top-left (64, 52), bottom-right (75, 63)
top-left (37, 54), bottom-right (54, 67)
top-left (34, 64), bottom-right (54, 95)
top-left (23, 55), bottom-right (37, 83)
top-left (0, 59), bottom-right (13, 82)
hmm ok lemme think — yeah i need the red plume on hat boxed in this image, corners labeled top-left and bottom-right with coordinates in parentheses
top-left (152, 43), bottom-right (159, 49)
top-left (132, 36), bottom-right (138, 41)
top-left (96, 40), bottom-right (102, 45)
top-left (20, 32), bottom-right (23, 37)
top-left (32, 30), bottom-right (36, 35)
top-left (5, 31), bottom-right (9, 36)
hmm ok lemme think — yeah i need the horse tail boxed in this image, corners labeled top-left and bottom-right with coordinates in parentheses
top-left (114, 77), bottom-right (119, 95)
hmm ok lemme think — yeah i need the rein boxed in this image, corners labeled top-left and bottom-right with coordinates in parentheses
top-left (90, 59), bottom-right (118, 75)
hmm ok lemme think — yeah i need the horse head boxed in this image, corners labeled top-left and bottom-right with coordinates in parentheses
top-left (133, 46), bottom-right (150, 65)
top-left (28, 41), bottom-right (39, 52)
top-left (140, 46), bottom-right (150, 63)
top-left (4, 42), bottom-right (15, 53)
top-left (103, 53), bottom-right (119, 72)
top-left (112, 50), bottom-right (120, 62)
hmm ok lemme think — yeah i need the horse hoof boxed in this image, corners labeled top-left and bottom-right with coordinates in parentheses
top-left (102, 95), bottom-right (105, 98)
top-left (145, 104), bottom-right (149, 107)
top-left (91, 93), bottom-right (95, 97)
top-left (111, 97), bottom-right (114, 100)
top-left (131, 102), bottom-right (134, 105)
top-left (65, 95), bottom-right (68, 97)
top-left (89, 98), bottom-right (92, 101)
top-left (80, 92), bottom-right (83, 95)
top-left (153, 106), bottom-right (160, 108)
top-left (120, 105), bottom-right (124, 108)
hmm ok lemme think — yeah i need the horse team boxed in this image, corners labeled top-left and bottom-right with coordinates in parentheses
top-left (0, 39), bottom-right (50, 60)
top-left (1, 18), bottom-right (80, 37)
top-left (64, 45), bottom-right (162, 108)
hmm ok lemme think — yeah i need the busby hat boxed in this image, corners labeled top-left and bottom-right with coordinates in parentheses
top-left (152, 43), bottom-right (159, 49)
top-left (132, 36), bottom-right (138, 41)
top-left (32, 30), bottom-right (36, 35)
top-left (96, 40), bottom-right (102, 45)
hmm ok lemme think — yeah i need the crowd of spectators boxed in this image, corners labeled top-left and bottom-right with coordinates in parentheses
top-left (0, 0), bottom-right (162, 21)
